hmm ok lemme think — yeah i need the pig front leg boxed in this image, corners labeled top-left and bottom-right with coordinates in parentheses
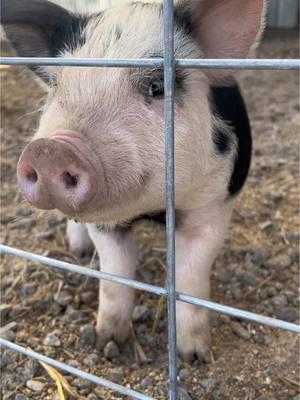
top-left (176, 204), bottom-right (233, 363)
top-left (87, 224), bottom-right (138, 349)
top-left (67, 220), bottom-right (93, 258)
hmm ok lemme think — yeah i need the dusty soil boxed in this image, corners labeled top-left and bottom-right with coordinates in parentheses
top-left (1, 30), bottom-right (299, 400)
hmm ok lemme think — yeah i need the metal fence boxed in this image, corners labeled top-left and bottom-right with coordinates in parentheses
top-left (0, 0), bottom-right (300, 399)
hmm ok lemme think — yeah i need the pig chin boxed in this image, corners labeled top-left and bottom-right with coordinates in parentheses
top-left (66, 173), bottom-right (150, 225)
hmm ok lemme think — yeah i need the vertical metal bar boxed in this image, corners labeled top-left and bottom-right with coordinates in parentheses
top-left (163, 0), bottom-right (177, 398)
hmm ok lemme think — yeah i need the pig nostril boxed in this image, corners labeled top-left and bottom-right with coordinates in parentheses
top-left (26, 169), bottom-right (38, 183)
top-left (62, 172), bottom-right (78, 188)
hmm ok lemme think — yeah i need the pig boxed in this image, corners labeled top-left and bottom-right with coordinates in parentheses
top-left (1, 0), bottom-right (266, 362)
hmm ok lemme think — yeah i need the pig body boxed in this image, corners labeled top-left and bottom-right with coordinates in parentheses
top-left (1, 0), bottom-right (265, 362)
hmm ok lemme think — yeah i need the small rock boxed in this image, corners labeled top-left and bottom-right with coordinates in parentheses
top-left (266, 190), bottom-right (283, 203)
top-left (17, 208), bottom-right (32, 217)
top-left (14, 220), bottom-right (36, 230)
top-left (67, 359), bottom-right (80, 368)
top-left (286, 232), bottom-right (299, 243)
top-left (267, 287), bottom-right (277, 297)
top-left (65, 305), bottom-right (83, 320)
top-left (109, 367), bottom-right (124, 383)
top-left (43, 332), bottom-right (61, 347)
top-left (264, 254), bottom-right (292, 270)
top-left (0, 350), bottom-right (18, 368)
top-left (179, 368), bottom-right (191, 381)
top-left (264, 366), bottom-right (278, 376)
top-left (80, 291), bottom-right (96, 304)
top-left (232, 287), bottom-right (242, 300)
top-left (80, 324), bottom-right (96, 347)
top-left (54, 291), bottom-right (73, 307)
top-left (274, 307), bottom-right (297, 322)
top-left (1, 329), bottom-right (16, 341)
top-left (218, 270), bottom-right (233, 284)
top-left (72, 377), bottom-right (95, 390)
top-left (21, 283), bottom-right (36, 296)
top-left (271, 294), bottom-right (288, 308)
top-left (264, 335), bottom-right (272, 345)
top-left (103, 340), bottom-right (120, 360)
top-left (83, 354), bottom-right (99, 367)
top-left (231, 321), bottom-right (251, 340)
top-left (156, 383), bottom-right (167, 396)
top-left (26, 380), bottom-right (45, 392)
top-left (144, 334), bottom-right (156, 348)
top-left (66, 273), bottom-right (82, 286)
top-left (0, 304), bottom-right (12, 320)
top-left (240, 208), bottom-right (255, 219)
top-left (253, 246), bottom-right (271, 264)
top-left (239, 273), bottom-right (257, 287)
top-left (277, 271), bottom-right (289, 282)
top-left (24, 359), bottom-right (40, 379)
top-left (140, 376), bottom-right (153, 388)
top-left (132, 305), bottom-right (150, 322)
top-left (199, 378), bottom-right (217, 390)
top-left (47, 216), bottom-right (65, 227)
top-left (253, 332), bottom-right (265, 344)
top-left (178, 387), bottom-right (192, 400)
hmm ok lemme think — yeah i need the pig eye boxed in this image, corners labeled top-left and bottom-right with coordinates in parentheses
top-left (148, 80), bottom-right (164, 97)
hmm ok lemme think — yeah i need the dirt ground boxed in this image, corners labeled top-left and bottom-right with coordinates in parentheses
top-left (0, 30), bottom-right (299, 400)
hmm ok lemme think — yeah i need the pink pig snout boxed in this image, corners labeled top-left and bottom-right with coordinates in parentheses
top-left (17, 132), bottom-right (99, 215)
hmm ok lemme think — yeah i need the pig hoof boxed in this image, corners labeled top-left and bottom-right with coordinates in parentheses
top-left (178, 341), bottom-right (212, 364)
top-left (69, 243), bottom-right (93, 259)
top-left (176, 310), bottom-right (211, 364)
top-left (96, 318), bottom-right (131, 350)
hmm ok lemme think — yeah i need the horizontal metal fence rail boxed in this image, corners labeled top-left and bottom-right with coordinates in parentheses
top-left (0, 57), bottom-right (300, 70)
top-left (1, 245), bottom-right (299, 334)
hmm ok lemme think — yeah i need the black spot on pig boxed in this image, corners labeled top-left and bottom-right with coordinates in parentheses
top-left (210, 83), bottom-right (252, 196)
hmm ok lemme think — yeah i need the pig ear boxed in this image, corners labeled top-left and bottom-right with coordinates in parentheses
top-left (179, 0), bottom-right (266, 76)
top-left (1, 0), bottom-right (86, 80)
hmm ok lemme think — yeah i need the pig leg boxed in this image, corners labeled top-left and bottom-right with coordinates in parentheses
top-left (176, 203), bottom-right (234, 363)
top-left (67, 220), bottom-right (93, 258)
top-left (87, 224), bottom-right (138, 348)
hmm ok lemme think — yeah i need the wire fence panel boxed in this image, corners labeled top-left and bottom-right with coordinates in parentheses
top-left (1, 1), bottom-right (300, 399)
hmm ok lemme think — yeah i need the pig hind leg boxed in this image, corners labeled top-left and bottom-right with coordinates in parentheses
top-left (87, 224), bottom-right (138, 349)
top-left (67, 220), bottom-right (94, 258)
